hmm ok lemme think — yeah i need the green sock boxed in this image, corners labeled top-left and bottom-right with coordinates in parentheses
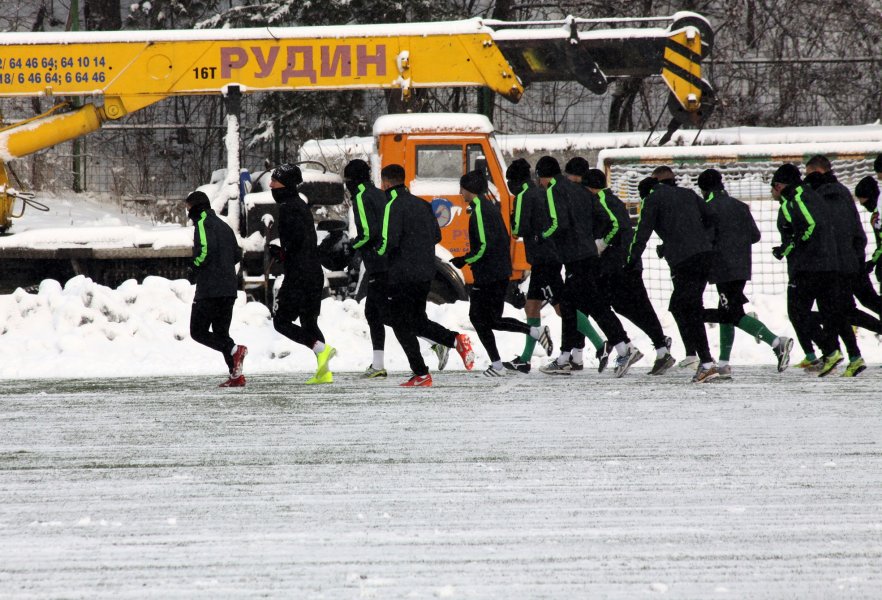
top-left (805, 353), bottom-right (817, 361)
top-left (519, 317), bottom-right (541, 362)
top-left (737, 314), bottom-right (777, 346)
top-left (719, 324), bottom-right (735, 362)
top-left (576, 311), bottom-right (604, 351)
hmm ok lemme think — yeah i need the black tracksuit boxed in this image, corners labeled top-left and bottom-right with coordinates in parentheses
top-left (272, 187), bottom-right (325, 348)
top-left (511, 180), bottom-right (564, 304)
top-left (702, 189), bottom-right (760, 325)
top-left (778, 182), bottom-right (856, 358)
top-left (546, 176), bottom-right (628, 352)
top-left (628, 180), bottom-right (715, 363)
top-left (464, 195), bottom-right (530, 363)
top-left (188, 204), bottom-right (243, 372)
top-left (379, 184), bottom-right (457, 376)
top-left (807, 172), bottom-right (882, 335)
top-left (593, 188), bottom-right (667, 349)
top-left (351, 181), bottom-right (390, 351)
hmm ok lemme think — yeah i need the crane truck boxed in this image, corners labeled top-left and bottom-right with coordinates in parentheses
top-left (0, 12), bottom-right (715, 301)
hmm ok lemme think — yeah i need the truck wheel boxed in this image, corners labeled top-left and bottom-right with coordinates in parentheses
top-left (428, 259), bottom-right (467, 305)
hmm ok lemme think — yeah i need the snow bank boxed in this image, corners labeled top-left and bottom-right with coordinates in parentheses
top-left (4, 275), bottom-right (882, 380)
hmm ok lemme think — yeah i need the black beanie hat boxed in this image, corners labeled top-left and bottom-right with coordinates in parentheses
top-left (460, 170), bottom-right (488, 195)
top-left (536, 156), bottom-right (561, 178)
top-left (697, 168), bottom-right (723, 192)
top-left (638, 177), bottom-right (658, 199)
top-left (506, 158), bottom-right (531, 182)
top-left (584, 168), bottom-right (606, 189)
top-left (271, 163), bottom-right (303, 188)
top-left (185, 190), bottom-right (210, 207)
top-left (343, 159), bottom-right (371, 182)
top-left (771, 163), bottom-right (802, 186)
top-left (564, 157), bottom-right (589, 177)
top-left (855, 175), bottom-right (879, 211)
top-left (874, 154), bottom-right (882, 174)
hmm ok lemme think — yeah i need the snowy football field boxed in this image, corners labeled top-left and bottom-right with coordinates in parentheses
top-left (2, 368), bottom-right (880, 598)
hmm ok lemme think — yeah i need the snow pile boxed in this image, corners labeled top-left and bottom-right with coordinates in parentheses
top-left (4, 275), bottom-right (882, 380)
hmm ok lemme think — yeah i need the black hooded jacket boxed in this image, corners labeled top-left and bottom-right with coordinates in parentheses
top-left (704, 189), bottom-right (760, 283)
top-left (805, 171), bottom-right (866, 273)
top-left (628, 180), bottom-right (713, 268)
top-left (188, 205), bottom-right (242, 300)
top-left (510, 180), bottom-right (560, 266)
top-left (463, 195), bottom-right (512, 284)
top-left (777, 182), bottom-right (839, 273)
top-left (273, 187), bottom-right (322, 279)
top-left (378, 184), bottom-right (441, 284)
top-left (546, 176), bottom-right (607, 264)
top-left (349, 181), bottom-right (388, 274)
top-left (592, 188), bottom-right (638, 274)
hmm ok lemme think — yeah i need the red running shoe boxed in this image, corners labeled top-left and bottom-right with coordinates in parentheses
top-left (400, 373), bottom-right (433, 387)
top-left (231, 345), bottom-right (248, 377)
top-left (455, 333), bottom-right (475, 370)
top-left (219, 375), bottom-right (246, 388)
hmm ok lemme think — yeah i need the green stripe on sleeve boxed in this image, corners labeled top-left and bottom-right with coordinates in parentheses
top-left (351, 184), bottom-right (371, 249)
top-left (465, 198), bottom-right (487, 264)
top-left (541, 178), bottom-right (558, 239)
top-left (512, 183), bottom-right (527, 236)
top-left (597, 189), bottom-right (619, 245)
top-left (377, 189), bottom-right (397, 256)
top-left (194, 211), bottom-right (208, 266)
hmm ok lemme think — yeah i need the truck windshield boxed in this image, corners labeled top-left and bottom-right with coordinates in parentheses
top-left (415, 145), bottom-right (461, 178)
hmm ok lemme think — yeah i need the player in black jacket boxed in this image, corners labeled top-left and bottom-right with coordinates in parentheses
top-left (771, 163), bottom-right (861, 377)
top-left (627, 165), bottom-right (718, 383)
top-left (805, 156), bottom-right (882, 341)
top-left (450, 170), bottom-right (553, 376)
top-left (344, 159), bottom-right (391, 379)
top-left (186, 191), bottom-right (248, 387)
top-left (855, 176), bottom-right (882, 288)
top-left (377, 164), bottom-right (475, 387)
top-left (696, 169), bottom-right (792, 377)
top-left (582, 169), bottom-right (675, 375)
top-left (268, 163), bottom-right (336, 384)
top-left (534, 156), bottom-right (637, 378)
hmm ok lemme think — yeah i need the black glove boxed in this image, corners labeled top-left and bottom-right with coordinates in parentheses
top-left (772, 245), bottom-right (785, 260)
top-left (268, 244), bottom-right (284, 261)
top-left (450, 255), bottom-right (467, 269)
top-left (186, 266), bottom-right (197, 284)
top-left (655, 244), bottom-right (665, 259)
top-left (865, 259), bottom-right (876, 274)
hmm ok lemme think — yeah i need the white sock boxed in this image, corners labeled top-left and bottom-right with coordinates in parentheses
top-left (702, 361), bottom-right (715, 369)
top-left (372, 350), bottom-right (384, 370)
top-left (230, 345), bottom-right (238, 356)
top-left (656, 347), bottom-right (667, 359)
top-left (492, 360), bottom-right (503, 371)
top-left (556, 351), bottom-right (571, 365)
top-left (718, 360), bottom-right (729, 367)
top-left (614, 341), bottom-right (628, 356)
top-left (772, 337), bottom-right (781, 348)
top-left (312, 341), bottom-right (326, 355)
top-left (529, 326), bottom-right (542, 339)
top-left (571, 348), bottom-right (583, 363)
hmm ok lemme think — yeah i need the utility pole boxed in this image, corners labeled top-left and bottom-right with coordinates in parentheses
top-left (68, 0), bottom-right (85, 193)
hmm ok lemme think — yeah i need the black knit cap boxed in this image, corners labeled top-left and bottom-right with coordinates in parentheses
top-left (771, 163), bottom-right (802, 186)
top-left (460, 169), bottom-right (488, 195)
top-left (564, 157), bottom-right (589, 177)
top-left (535, 155), bottom-right (562, 178)
top-left (697, 168), bottom-right (723, 192)
top-left (343, 159), bottom-right (371, 182)
top-left (584, 168), bottom-right (606, 190)
top-left (874, 154), bottom-right (882, 174)
top-left (638, 177), bottom-right (658, 199)
top-left (185, 190), bottom-right (210, 207)
top-left (855, 176), bottom-right (879, 212)
top-left (506, 158), bottom-right (531, 182)
top-left (271, 163), bottom-right (303, 188)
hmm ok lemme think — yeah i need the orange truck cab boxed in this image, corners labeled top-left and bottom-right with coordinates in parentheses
top-left (372, 113), bottom-right (529, 286)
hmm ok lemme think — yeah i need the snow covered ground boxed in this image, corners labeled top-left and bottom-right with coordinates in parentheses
top-left (1, 370), bottom-right (880, 598)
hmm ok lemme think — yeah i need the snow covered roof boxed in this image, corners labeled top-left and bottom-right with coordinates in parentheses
top-left (372, 114), bottom-right (494, 136)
